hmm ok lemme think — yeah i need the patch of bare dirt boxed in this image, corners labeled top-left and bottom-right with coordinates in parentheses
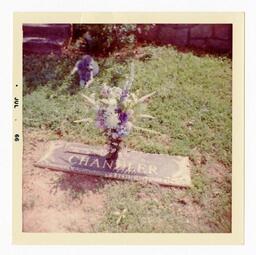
top-left (22, 130), bottom-right (106, 232)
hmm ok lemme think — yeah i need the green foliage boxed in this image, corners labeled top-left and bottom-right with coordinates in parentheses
top-left (23, 53), bottom-right (77, 94)
top-left (72, 24), bottom-right (153, 55)
top-left (96, 182), bottom-right (184, 233)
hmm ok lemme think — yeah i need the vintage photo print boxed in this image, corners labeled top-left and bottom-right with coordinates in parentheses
top-left (13, 12), bottom-right (244, 244)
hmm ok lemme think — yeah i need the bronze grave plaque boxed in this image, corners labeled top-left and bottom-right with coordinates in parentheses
top-left (35, 141), bottom-right (191, 187)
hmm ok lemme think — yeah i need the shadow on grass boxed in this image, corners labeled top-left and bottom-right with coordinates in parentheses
top-left (48, 170), bottom-right (122, 202)
top-left (48, 172), bottom-right (105, 201)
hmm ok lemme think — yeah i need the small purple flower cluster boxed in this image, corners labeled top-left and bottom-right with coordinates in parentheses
top-left (95, 85), bottom-right (133, 139)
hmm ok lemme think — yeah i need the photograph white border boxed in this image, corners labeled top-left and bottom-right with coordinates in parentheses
top-left (13, 12), bottom-right (244, 245)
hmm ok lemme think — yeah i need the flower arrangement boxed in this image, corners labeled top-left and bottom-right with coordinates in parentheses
top-left (75, 64), bottom-right (158, 164)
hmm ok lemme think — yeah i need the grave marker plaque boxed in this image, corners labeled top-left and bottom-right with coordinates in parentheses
top-left (35, 141), bottom-right (191, 187)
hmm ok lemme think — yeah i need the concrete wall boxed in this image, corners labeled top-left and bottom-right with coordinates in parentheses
top-left (23, 24), bottom-right (72, 54)
top-left (137, 24), bottom-right (232, 54)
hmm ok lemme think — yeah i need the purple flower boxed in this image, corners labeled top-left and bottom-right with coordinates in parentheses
top-left (115, 123), bottom-right (130, 137)
top-left (117, 128), bottom-right (127, 137)
top-left (119, 112), bottom-right (128, 123)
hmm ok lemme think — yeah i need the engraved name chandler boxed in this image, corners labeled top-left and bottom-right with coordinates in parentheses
top-left (68, 155), bottom-right (158, 175)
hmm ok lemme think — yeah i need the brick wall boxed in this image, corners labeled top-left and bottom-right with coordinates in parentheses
top-left (137, 24), bottom-right (232, 54)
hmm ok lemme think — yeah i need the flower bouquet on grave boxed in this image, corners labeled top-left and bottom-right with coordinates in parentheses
top-left (75, 64), bottom-right (159, 165)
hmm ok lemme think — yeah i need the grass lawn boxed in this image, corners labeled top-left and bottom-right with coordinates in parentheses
top-left (23, 46), bottom-right (232, 232)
